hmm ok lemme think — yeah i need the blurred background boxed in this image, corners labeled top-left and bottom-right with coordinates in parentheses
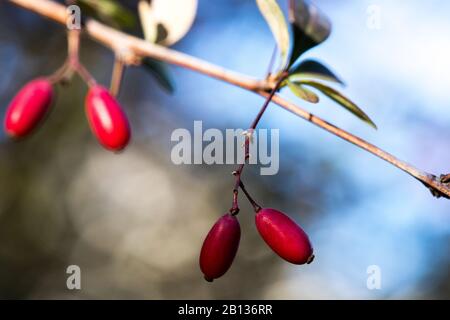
top-left (0, 0), bottom-right (449, 299)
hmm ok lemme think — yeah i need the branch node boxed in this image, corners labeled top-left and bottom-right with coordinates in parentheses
top-left (423, 175), bottom-right (450, 200)
top-left (115, 46), bottom-right (142, 66)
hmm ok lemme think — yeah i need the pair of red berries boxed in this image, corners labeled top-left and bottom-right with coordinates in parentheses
top-left (199, 208), bottom-right (314, 282)
top-left (4, 78), bottom-right (130, 151)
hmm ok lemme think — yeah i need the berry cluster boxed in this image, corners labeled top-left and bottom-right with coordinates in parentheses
top-left (199, 74), bottom-right (314, 282)
top-left (3, 31), bottom-right (130, 152)
top-left (3, 27), bottom-right (314, 284)
top-left (199, 208), bottom-right (314, 282)
top-left (4, 80), bottom-right (130, 151)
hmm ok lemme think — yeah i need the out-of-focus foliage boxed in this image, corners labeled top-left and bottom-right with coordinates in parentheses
top-left (138, 0), bottom-right (198, 46)
top-left (256, 0), bottom-right (291, 70)
top-left (294, 79), bottom-right (377, 129)
top-left (141, 58), bottom-right (175, 94)
top-left (77, 0), bottom-right (137, 30)
top-left (288, 0), bottom-right (331, 67)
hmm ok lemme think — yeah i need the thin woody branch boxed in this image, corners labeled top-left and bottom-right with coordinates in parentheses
top-left (6, 0), bottom-right (450, 199)
top-left (110, 57), bottom-right (126, 97)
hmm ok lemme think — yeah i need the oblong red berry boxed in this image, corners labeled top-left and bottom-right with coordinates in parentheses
top-left (4, 78), bottom-right (53, 138)
top-left (199, 213), bottom-right (241, 282)
top-left (85, 85), bottom-right (131, 151)
top-left (255, 208), bottom-right (313, 265)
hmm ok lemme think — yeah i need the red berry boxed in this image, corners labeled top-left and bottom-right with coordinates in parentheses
top-left (4, 78), bottom-right (53, 138)
top-left (255, 208), bottom-right (314, 265)
top-left (199, 213), bottom-right (241, 282)
top-left (85, 85), bottom-right (131, 151)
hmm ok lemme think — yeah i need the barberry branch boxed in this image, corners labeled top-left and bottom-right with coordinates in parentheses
top-left (231, 72), bottom-right (289, 214)
top-left (7, 0), bottom-right (450, 199)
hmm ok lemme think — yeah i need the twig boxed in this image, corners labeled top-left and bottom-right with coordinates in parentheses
top-left (231, 72), bottom-right (289, 214)
top-left (7, 0), bottom-right (450, 199)
top-left (265, 44), bottom-right (278, 78)
top-left (67, 29), bottom-right (97, 87)
top-left (238, 180), bottom-right (262, 213)
top-left (110, 56), bottom-right (126, 97)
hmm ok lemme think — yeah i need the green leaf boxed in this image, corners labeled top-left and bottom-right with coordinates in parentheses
top-left (256, 0), bottom-right (291, 71)
top-left (297, 79), bottom-right (377, 129)
top-left (142, 58), bottom-right (175, 94)
top-left (286, 80), bottom-right (319, 103)
top-left (288, 0), bottom-right (331, 67)
top-left (78, 0), bottom-right (137, 30)
top-left (289, 59), bottom-right (344, 85)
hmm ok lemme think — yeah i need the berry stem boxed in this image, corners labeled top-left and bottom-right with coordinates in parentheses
top-left (68, 29), bottom-right (80, 66)
top-left (238, 180), bottom-right (261, 213)
top-left (48, 60), bottom-right (71, 84)
top-left (67, 29), bottom-right (97, 87)
top-left (229, 71), bottom-right (289, 214)
top-left (230, 190), bottom-right (239, 215)
top-left (75, 62), bottom-right (97, 87)
top-left (249, 71), bottom-right (288, 130)
top-left (110, 56), bottom-right (126, 97)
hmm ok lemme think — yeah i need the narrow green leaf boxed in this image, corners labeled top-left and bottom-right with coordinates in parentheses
top-left (288, 0), bottom-right (331, 67)
top-left (298, 79), bottom-right (377, 129)
top-left (142, 58), bottom-right (175, 94)
top-left (78, 0), bottom-right (136, 30)
top-left (256, 0), bottom-right (290, 71)
top-left (289, 59), bottom-right (344, 85)
top-left (286, 80), bottom-right (319, 103)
